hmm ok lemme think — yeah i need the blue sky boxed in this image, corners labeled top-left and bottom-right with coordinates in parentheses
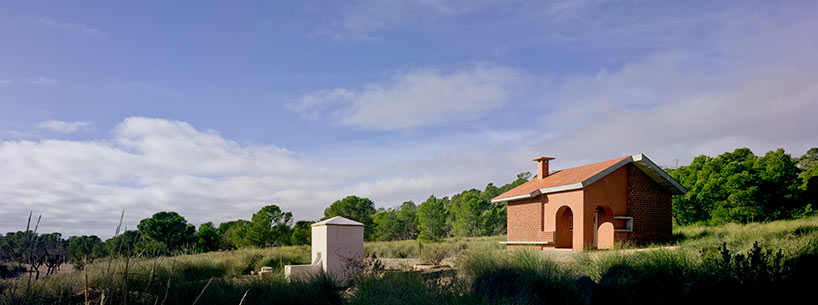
top-left (1, 1), bottom-right (817, 237)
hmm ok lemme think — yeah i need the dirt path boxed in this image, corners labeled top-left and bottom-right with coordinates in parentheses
top-left (377, 257), bottom-right (457, 269)
top-left (3, 263), bottom-right (75, 280)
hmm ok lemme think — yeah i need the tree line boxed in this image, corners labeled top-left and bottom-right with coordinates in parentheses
top-left (2, 147), bottom-right (816, 270)
top-left (668, 147), bottom-right (817, 224)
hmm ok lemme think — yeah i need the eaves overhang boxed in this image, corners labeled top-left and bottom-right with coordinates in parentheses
top-left (491, 153), bottom-right (686, 203)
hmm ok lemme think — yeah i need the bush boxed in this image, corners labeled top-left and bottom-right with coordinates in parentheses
top-left (0, 263), bottom-right (25, 279)
top-left (419, 245), bottom-right (448, 265)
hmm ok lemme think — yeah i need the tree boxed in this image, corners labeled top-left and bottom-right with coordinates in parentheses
top-left (372, 201), bottom-right (419, 241)
top-left (798, 148), bottom-right (818, 217)
top-left (219, 220), bottom-right (251, 249)
top-left (323, 195), bottom-right (377, 240)
top-left (37, 233), bottom-right (66, 276)
top-left (417, 195), bottom-right (449, 241)
top-left (136, 211), bottom-right (196, 255)
top-left (670, 148), bottom-right (806, 224)
top-left (450, 190), bottom-right (491, 237)
top-left (396, 201), bottom-right (419, 240)
top-left (195, 222), bottom-right (222, 252)
top-left (482, 183), bottom-right (502, 202)
top-left (104, 230), bottom-right (140, 256)
top-left (372, 208), bottom-right (399, 241)
top-left (290, 221), bottom-right (314, 245)
top-left (0, 231), bottom-right (36, 263)
top-left (245, 205), bottom-right (293, 247)
top-left (800, 166), bottom-right (818, 216)
top-left (67, 235), bottom-right (103, 262)
top-left (478, 173), bottom-right (530, 235)
top-left (753, 149), bottom-right (802, 219)
top-left (797, 147), bottom-right (818, 170)
top-left (482, 204), bottom-right (507, 236)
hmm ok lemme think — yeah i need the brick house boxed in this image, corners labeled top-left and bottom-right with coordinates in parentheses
top-left (492, 154), bottom-right (686, 251)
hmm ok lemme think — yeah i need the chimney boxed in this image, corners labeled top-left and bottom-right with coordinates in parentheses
top-left (532, 157), bottom-right (555, 179)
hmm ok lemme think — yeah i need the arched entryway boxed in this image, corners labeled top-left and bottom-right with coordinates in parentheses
top-left (555, 206), bottom-right (573, 249)
top-left (594, 206), bottom-right (615, 249)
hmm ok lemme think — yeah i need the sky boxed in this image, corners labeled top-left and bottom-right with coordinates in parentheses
top-left (1, 0), bottom-right (817, 238)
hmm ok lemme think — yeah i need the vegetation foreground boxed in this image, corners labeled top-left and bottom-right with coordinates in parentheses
top-left (1, 216), bottom-right (816, 305)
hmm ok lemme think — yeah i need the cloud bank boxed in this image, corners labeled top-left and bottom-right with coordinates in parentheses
top-left (0, 117), bottom-right (523, 237)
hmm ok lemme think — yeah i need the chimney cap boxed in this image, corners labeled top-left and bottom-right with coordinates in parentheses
top-left (532, 157), bottom-right (555, 162)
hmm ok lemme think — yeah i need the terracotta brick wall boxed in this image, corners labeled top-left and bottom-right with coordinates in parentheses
top-left (506, 195), bottom-right (553, 243)
top-left (627, 164), bottom-right (672, 244)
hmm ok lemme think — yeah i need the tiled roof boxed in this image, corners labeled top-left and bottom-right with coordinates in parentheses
top-left (491, 154), bottom-right (685, 203)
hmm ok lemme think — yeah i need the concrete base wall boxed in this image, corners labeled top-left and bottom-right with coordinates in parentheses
top-left (284, 264), bottom-right (320, 281)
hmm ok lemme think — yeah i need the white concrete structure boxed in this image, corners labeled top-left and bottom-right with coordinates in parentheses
top-left (284, 216), bottom-right (364, 282)
top-left (283, 254), bottom-right (321, 281)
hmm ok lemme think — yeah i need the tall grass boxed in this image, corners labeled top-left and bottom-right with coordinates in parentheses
top-left (0, 246), bottom-right (316, 305)
top-left (350, 272), bottom-right (462, 305)
top-left (674, 215), bottom-right (818, 254)
top-left (364, 235), bottom-right (505, 258)
top-left (3, 217), bottom-right (817, 304)
top-left (458, 249), bottom-right (581, 304)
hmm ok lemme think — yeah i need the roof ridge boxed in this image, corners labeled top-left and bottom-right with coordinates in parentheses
top-left (491, 154), bottom-right (684, 203)
top-left (312, 216), bottom-right (364, 226)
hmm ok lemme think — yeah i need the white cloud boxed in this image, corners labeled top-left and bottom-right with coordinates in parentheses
top-left (290, 64), bottom-right (523, 130)
top-left (37, 16), bottom-right (100, 35)
top-left (0, 77), bottom-right (58, 86)
top-left (35, 120), bottom-right (92, 134)
top-left (25, 77), bottom-right (57, 86)
top-left (0, 117), bottom-right (526, 237)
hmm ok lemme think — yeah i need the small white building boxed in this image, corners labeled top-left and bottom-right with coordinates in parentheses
top-left (284, 216), bottom-right (364, 283)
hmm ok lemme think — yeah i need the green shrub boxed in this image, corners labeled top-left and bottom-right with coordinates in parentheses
top-left (0, 263), bottom-right (25, 279)
top-left (419, 245), bottom-right (448, 265)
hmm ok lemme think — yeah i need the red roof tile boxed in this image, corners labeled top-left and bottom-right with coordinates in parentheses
top-left (493, 155), bottom-right (632, 201)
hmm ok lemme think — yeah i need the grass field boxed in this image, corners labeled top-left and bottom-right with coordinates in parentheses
top-left (2, 216), bottom-right (816, 304)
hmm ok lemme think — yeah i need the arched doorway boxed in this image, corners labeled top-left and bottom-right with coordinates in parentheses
top-left (594, 206), bottom-right (614, 249)
top-left (555, 206), bottom-right (573, 249)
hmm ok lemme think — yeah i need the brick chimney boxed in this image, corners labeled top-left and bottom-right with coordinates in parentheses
top-left (532, 157), bottom-right (555, 179)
